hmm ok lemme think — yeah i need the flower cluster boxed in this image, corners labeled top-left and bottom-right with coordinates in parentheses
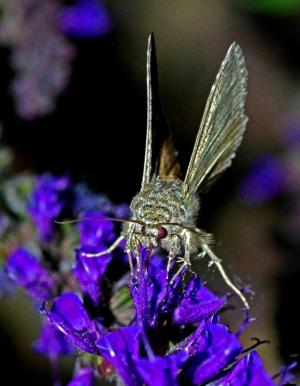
top-left (0, 145), bottom-right (294, 384)
top-left (0, 0), bottom-right (112, 119)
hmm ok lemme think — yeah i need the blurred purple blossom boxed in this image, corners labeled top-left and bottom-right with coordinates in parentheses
top-left (59, 0), bottom-right (113, 38)
top-left (0, 268), bottom-right (15, 296)
top-left (0, 0), bottom-right (74, 119)
top-left (73, 184), bottom-right (113, 213)
top-left (67, 367), bottom-right (95, 386)
top-left (78, 211), bottom-right (115, 247)
top-left (5, 248), bottom-right (55, 300)
top-left (34, 320), bottom-right (74, 357)
top-left (238, 155), bottom-right (288, 203)
top-left (281, 122), bottom-right (300, 150)
top-left (27, 174), bottom-right (70, 242)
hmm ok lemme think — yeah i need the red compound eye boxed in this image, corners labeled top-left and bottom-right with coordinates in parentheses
top-left (157, 226), bottom-right (168, 239)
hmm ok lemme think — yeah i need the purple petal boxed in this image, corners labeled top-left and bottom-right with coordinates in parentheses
top-left (238, 155), bottom-right (287, 203)
top-left (136, 352), bottom-right (187, 386)
top-left (183, 320), bottom-right (242, 385)
top-left (73, 184), bottom-right (113, 213)
top-left (282, 123), bottom-right (300, 149)
top-left (5, 248), bottom-right (55, 300)
top-left (73, 247), bottom-right (112, 305)
top-left (0, 268), bottom-right (15, 296)
top-left (130, 250), bottom-right (184, 328)
top-left (47, 292), bottom-right (99, 354)
top-left (27, 174), bottom-right (70, 242)
top-left (173, 276), bottom-right (226, 325)
top-left (278, 361), bottom-right (297, 385)
top-left (114, 203), bottom-right (131, 219)
top-left (34, 320), bottom-right (74, 357)
top-left (59, 0), bottom-right (113, 38)
top-left (78, 211), bottom-right (115, 247)
top-left (67, 367), bottom-right (94, 386)
top-left (213, 351), bottom-right (275, 385)
top-left (96, 325), bottom-right (142, 386)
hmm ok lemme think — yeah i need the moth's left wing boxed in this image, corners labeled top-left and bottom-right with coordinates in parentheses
top-left (182, 43), bottom-right (248, 199)
top-left (141, 34), bottom-right (180, 190)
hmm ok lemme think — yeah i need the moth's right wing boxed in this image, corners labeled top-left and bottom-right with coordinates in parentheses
top-left (182, 43), bottom-right (248, 199)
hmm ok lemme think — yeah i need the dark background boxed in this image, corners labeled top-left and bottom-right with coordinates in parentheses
top-left (1, 0), bottom-right (300, 383)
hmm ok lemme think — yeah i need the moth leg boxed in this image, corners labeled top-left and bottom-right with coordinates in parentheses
top-left (166, 234), bottom-right (181, 281)
top-left (182, 228), bottom-right (193, 266)
top-left (80, 235), bottom-right (124, 258)
top-left (127, 251), bottom-right (134, 276)
top-left (201, 243), bottom-right (250, 310)
top-left (170, 261), bottom-right (188, 285)
top-left (132, 234), bottom-right (143, 275)
top-left (197, 251), bottom-right (206, 259)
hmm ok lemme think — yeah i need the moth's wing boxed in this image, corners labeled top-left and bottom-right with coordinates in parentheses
top-left (182, 43), bottom-right (248, 199)
top-left (141, 33), bottom-right (181, 190)
top-left (158, 135), bottom-right (181, 179)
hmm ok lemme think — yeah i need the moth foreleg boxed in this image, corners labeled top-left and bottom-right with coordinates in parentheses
top-left (80, 235), bottom-right (124, 258)
top-left (201, 243), bottom-right (250, 310)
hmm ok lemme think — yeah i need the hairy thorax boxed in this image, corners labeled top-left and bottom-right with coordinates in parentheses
top-left (130, 179), bottom-right (199, 226)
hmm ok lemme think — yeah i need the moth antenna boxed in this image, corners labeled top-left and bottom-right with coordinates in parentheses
top-left (55, 217), bottom-right (145, 226)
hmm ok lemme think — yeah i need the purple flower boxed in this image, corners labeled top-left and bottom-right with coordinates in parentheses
top-left (73, 184), bottom-right (113, 213)
top-left (0, 0), bottom-right (74, 119)
top-left (28, 174), bottom-right (70, 242)
top-left (5, 248), bottom-right (55, 300)
top-left (59, 0), bottom-right (113, 38)
top-left (213, 351), bottom-right (275, 385)
top-left (115, 203), bottom-right (131, 219)
top-left (130, 251), bottom-right (181, 328)
top-left (34, 320), bottom-right (74, 358)
top-left (96, 325), bottom-right (142, 386)
top-left (173, 275), bottom-right (226, 325)
top-left (47, 292), bottom-right (99, 354)
top-left (182, 319), bottom-right (243, 384)
top-left (136, 352), bottom-right (187, 386)
top-left (238, 155), bottom-right (287, 203)
top-left (130, 250), bottom-right (225, 329)
top-left (282, 122), bottom-right (300, 150)
top-left (78, 211), bottom-right (115, 247)
top-left (67, 367), bottom-right (94, 386)
top-left (73, 247), bottom-right (112, 305)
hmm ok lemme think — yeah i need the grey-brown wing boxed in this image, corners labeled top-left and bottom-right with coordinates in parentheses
top-left (182, 43), bottom-right (248, 199)
top-left (141, 34), bottom-right (180, 189)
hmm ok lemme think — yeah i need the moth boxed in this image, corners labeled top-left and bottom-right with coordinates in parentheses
top-left (68, 34), bottom-right (249, 309)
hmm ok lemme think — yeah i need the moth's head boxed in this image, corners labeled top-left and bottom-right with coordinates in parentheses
top-left (141, 224), bottom-right (168, 241)
top-left (129, 222), bottom-right (168, 249)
